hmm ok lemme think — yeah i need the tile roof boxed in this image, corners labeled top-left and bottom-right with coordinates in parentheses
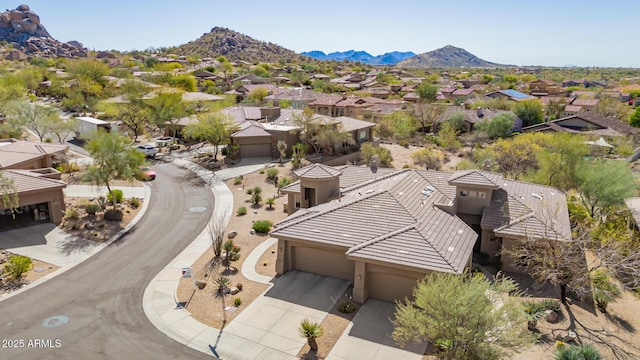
top-left (272, 170), bottom-right (478, 274)
top-left (1, 169), bottom-right (66, 194)
top-left (448, 170), bottom-right (503, 188)
top-left (522, 112), bottom-right (638, 136)
top-left (333, 116), bottom-right (376, 132)
top-left (571, 98), bottom-right (599, 106)
top-left (0, 140), bottom-right (67, 169)
top-left (293, 163), bottom-right (343, 179)
top-left (231, 122), bottom-right (272, 138)
top-left (481, 179), bottom-right (571, 241)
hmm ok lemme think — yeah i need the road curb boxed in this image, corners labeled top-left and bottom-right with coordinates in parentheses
top-left (0, 183), bottom-right (152, 302)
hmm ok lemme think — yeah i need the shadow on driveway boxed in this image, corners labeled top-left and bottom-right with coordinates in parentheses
top-left (264, 271), bottom-right (349, 312)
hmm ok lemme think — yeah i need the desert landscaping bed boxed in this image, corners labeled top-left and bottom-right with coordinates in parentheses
top-left (0, 249), bottom-right (60, 295)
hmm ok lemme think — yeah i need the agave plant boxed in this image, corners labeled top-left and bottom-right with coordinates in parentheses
top-left (555, 343), bottom-right (602, 360)
top-left (522, 301), bottom-right (546, 330)
top-left (299, 318), bottom-right (324, 352)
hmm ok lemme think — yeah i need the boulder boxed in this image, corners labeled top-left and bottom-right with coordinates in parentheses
top-left (0, 12), bottom-right (11, 23)
top-left (9, 10), bottom-right (24, 21)
top-left (195, 280), bottom-right (207, 289)
top-left (10, 20), bottom-right (23, 32)
top-left (66, 40), bottom-right (83, 49)
top-left (96, 50), bottom-right (115, 59)
top-left (20, 19), bottom-right (37, 34)
top-left (229, 286), bottom-right (240, 295)
top-left (5, 49), bottom-right (26, 60)
top-left (26, 42), bottom-right (38, 52)
top-left (544, 310), bottom-right (558, 322)
top-left (25, 11), bottom-right (40, 25)
top-left (16, 5), bottom-right (30, 12)
top-left (227, 231), bottom-right (237, 239)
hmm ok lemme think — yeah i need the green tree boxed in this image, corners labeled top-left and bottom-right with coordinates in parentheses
top-left (412, 147), bottom-right (442, 170)
top-left (82, 131), bottom-right (145, 210)
top-left (575, 160), bottom-right (638, 218)
top-left (545, 98), bottom-right (566, 121)
top-left (416, 83), bottom-right (439, 102)
top-left (248, 87), bottom-right (269, 104)
top-left (532, 133), bottom-right (589, 190)
top-left (291, 142), bottom-right (307, 169)
top-left (491, 136), bottom-right (540, 180)
top-left (475, 112), bottom-right (515, 139)
top-left (0, 172), bottom-right (19, 212)
top-left (183, 112), bottom-right (237, 160)
top-left (3, 254), bottom-right (32, 281)
top-left (444, 111), bottom-right (465, 134)
top-left (514, 99), bottom-right (544, 127)
top-left (360, 142), bottom-right (393, 166)
top-left (148, 91), bottom-right (188, 139)
top-left (251, 65), bottom-right (270, 78)
top-left (216, 56), bottom-right (234, 84)
top-left (111, 102), bottom-right (152, 142)
top-left (277, 142), bottom-right (287, 164)
top-left (48, 116), bottom-right (77, 144)
top-left (594, 97), bottom-right (629, 119)
top-left (382, 111), bottom-right (416, 143)
top-left (437, 122), bottom-right (461, 150)
top-left (412, 103), bottom-right (447, 133)
top-left (392, 273), bottom-right (533, 360)
top-left (6, 101), bottom-right (60, 142)
top-left (292, 109), bottom-right (348, 155)
top-left (630, 106), bottom-right (640, 128)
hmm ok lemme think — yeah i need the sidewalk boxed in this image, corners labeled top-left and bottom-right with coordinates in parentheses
top-left (143, 158), bottom-right (302, 359)
top-left (0, 184), bottom-right (151, 302)
top-left (64, 184), bottom-right (146, 198)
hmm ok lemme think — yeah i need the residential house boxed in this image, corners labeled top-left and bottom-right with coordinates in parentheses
top-left (272, 165), bottom-right (570, 303)
top-left (225, 84), bottom-right (285, 103)
top-left (0, 139), bottom-right (68, 228)
top-left (435, 106), bottom-right (521, 133)
top-left (263, 88), bottom-right (328, 110)
top-left (562, 79), bottom-right (606, 88)
top-left (308, 96), bottom-right (405, 120)
top-left (522, 112), bottom-right (639, 139)
top-left (485, 89), bottom-right (536, 102)
top-left (230, 73), bottom-right (269, 85)
top-left (563, 98), bottom-right (600, 116)
top-left (528, 79), bottom-right (564, 96)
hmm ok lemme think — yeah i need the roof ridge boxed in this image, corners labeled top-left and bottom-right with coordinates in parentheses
top-left (342, 168), bottom-right (410, 193)
top-left (346, 223), bottom-right (416, 255)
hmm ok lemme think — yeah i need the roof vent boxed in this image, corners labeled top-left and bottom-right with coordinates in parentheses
top-left (366, 189), bottom-right (374, 194)
top-left (425, 185), bottom-right (436, 192)
top-left (532, 193), bottom-right (543, 200)
top-left (421, 190), bottom-right (432, 197)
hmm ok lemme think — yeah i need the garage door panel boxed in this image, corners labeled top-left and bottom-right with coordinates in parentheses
top-left (240, 143), bottom-right (271, 157)
top-left (293, 246), bottom-right (353, 281)
top-left (368, 271), bottom-right (423, 303)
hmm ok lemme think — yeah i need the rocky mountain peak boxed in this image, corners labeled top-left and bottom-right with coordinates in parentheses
top-left (0, 4), bottom-right (87, 60)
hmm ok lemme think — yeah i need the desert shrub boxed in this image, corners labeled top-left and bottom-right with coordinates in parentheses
top-left (237, 206), bottom-right (247, 216)
top-left (591, 269), bottom-right (620, 312)
top-left (252, 186), bottom-right (262, 194)
top-left (540, 299), bottom-right (562, 313)
top-left (277, 176), bottom-right (292, 188)
top-left (83, 203), bottom-right (101, 215)
top-left (64, 208), bottom-right (79, 219)
top-left (522, 301), bottom-right (546, 325)
top-left (234, 298), bottom-right (242, 307)
top-left (104, 209), bottom-right (123, 221)
top-left (266, 167), bottom-right (279, 180)
top-left (555, 343), bottom-right (602, 360)
top-left (128, 197), bottom-right (141, 208)
top-left (252, 220), bottom-right (273, 234)
top-left (251, 192), bottom-right (262, 205)
top-left (455, 159), bottom-right (478, 170)
top-left (3, 255), bottom-right (32, 280)
top-left (96, 196), bottom-right (107, 210)
top-left (233, 176), bottom-right (243, 185)
top-left (338, 300), bottom-right (356, 313)
top-left (360, 142), bottom-right (393, 167)
top-left (106, 189), bottom-right (124, 204)
top-left (246, 188), bottom-right (253, 195)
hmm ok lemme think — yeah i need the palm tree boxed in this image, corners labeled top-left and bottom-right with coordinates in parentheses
top-left (266, 197), bottom-right (275, 209)
top-left (299, 319), bottom-right (324, 352)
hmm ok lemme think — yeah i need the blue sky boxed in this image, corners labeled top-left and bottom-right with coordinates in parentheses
top-left (22, 1), bottom-right (640, 67)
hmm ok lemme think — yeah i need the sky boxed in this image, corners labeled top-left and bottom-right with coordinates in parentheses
top-left (20, 1), bottom-right (640, 67)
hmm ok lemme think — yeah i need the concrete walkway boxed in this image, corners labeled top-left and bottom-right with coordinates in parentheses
top-left (0, 184), bottom-right (151, 302)
top-left (143, 158), bottom-right (429, 359)
top-left (64, 184), bottom-right (147, 198)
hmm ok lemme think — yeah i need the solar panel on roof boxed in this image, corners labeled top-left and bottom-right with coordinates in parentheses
top-left (502, 89), bottom-right (529, 99)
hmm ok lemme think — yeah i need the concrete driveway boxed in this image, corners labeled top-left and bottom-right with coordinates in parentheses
top-left (211, 271), bottom-right (350, 359)
top-left (328, 299), bottom-right (426, 360)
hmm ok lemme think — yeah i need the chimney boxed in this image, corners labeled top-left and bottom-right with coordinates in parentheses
top-left (370, 154), bottom-right (380, 171)
top-left (260, 106), bottom-right (281, 122)
top-left (476, 107), bottom-right (484, 118)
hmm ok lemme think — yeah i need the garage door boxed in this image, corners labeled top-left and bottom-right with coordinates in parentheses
top-left (293, 246), bottom-right (354, 281)
top-left (367, 268), bottom-right (425, 303)
top-left (240, 143), bottom-right (271, 157)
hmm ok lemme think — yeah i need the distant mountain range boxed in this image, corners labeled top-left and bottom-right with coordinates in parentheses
top-left (301, 50), bottom-right (416, 65)
top-left (397, 45), bottom-right (500, 68)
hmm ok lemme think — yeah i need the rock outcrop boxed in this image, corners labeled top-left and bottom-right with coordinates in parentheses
top-left (0, 4), bottom-right (87, 59)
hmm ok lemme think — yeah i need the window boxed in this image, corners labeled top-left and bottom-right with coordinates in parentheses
top-left (478, 191), bottom-right (487, 199)
top-left (359, 130), bottom-right (367, 141)
top-left (459, 190), bottom-right (467, 197)
top-left (294, 195), bottom-right (301, 209)
top-left (469, 191), bottom-right (477, 198)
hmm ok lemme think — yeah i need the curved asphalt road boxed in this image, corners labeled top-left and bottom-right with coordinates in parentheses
top-left (1, 163), bottom-right (214, 359)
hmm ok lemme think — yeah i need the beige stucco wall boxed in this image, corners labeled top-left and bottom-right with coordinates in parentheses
top-left (1, 188), bottom-right (66, 224)
top-left (500, 237), bottom-right (526, 273)
top-left (300, 177), bottom-right (339, 209)
top-left (480, 229), bottom-right (501, 263)
top-left (455, 186), bottom-right (494, 215)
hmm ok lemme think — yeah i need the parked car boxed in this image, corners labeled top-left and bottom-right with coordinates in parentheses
top-left (139, 166), bottom-right (156, 181)
top-left (134, 144), bottom-right (157, 157)
top-left (155, 136), bottom-right (176, 147)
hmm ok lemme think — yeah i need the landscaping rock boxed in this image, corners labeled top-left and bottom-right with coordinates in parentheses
top-left (545, 309), bottom-right (558, 322)
top-left (195, 280), bottom-right (207, 290)
top-left (563, 330), bottom-right (577, 343)
top-left (227, 231), bottom-right (237, 239)
top-left (229, 287), bottom-right (240, 295)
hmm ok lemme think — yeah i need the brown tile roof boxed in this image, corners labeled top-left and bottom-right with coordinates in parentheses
top-left (448, 170), bottom-right (503, 188)
top-left (308, 95), bottom-right (344, 106)
top-left (563, 105), bottom-right (583, 113)
top-left (523, 112), bottom-right (638, 137)
top-left (294, 163), bottom-right (342, 179)
top-left (264, 88), bottom-right (326, 102)
top-left (0, 140), bottom-right (67, 169)
top-left (231, 122), bottom-right (272, 138)
top-left (481, 179), bottom-right (571, 241)
top-left (571, 98), bottom-right (599, 106)
top-left (272, 170), bottom-right (478, 274)
top-left (334, 116), bottom-right (376, 132)
top-left (451, 88), bottom-right (475, 96)
top-left (1, 169), bottom-right (66, 194)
